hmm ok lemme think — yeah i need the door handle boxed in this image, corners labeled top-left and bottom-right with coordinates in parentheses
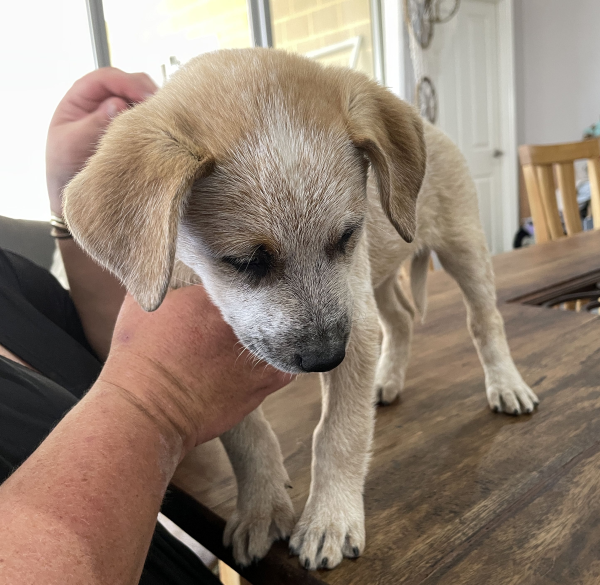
top-left (493, 149), bottom-right (504, 158)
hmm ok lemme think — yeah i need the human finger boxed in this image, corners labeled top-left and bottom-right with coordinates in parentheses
top-left (59, 68), bottom-right (158, 121)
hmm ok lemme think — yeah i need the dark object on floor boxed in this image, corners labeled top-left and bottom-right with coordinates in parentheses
top-left (513, 220), bottom-right (534, 249)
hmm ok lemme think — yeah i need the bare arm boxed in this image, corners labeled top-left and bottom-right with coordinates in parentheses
top-left (0, 381), bottom-right (177, 584)
top-left (0, 286), bottom-right (293, 584)
top-left (46, 68), bottom-right (158, 360)
top-left (55, 238), bottom-right (126, 360)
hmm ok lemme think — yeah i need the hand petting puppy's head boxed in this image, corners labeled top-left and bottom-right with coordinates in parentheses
top-left (63, 49), bottom-right (426, 372)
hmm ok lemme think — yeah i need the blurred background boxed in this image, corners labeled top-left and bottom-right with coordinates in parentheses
top-left (1, 0), bottom-right (599, 256)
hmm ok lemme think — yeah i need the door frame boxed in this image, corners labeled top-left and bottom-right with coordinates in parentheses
top-left (496, 0), bottom-right (519, 252)
top-left (383, 0), bottom-right (518, 253)
top-left (382, 0), bottom-right (407, 98)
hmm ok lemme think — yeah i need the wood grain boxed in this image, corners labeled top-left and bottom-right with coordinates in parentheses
top-left (521, 164), bottom-right (550, 244)
top-left (172, 230), bottom-right (600, 585)
top-left (536, 165), bottom-right (564, 240)
top-left (219, 561), bottom-right (251, 585)
top-left (587, 157), bottom-right (600, 226)
top-left (518, 140), bottom-right (600, 166)
top-left (556, 162), bottom-right (583, 235)
top-left (519, 139), bottom-right (600, 243)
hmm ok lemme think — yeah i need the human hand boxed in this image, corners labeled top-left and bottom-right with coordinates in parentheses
top-left (46, 67), bottom-right (158, 215)
top-left (99, 285), bottom-right (294, 453)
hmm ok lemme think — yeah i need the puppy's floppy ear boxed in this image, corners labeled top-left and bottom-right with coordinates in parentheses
top-left (346, 79), bottom-right (426, 242)
top-left (63, 105), bottom-right (213, 312)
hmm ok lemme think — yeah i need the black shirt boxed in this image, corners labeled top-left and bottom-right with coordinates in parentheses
top-left (0, 248), bottom-right (101, 476)
top-left (0, 248), bottom-right (220, 585)
top-left (0, 248), bottom-right (102, 395)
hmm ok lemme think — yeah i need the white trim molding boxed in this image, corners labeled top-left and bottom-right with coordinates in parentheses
top-left (381, 0), bottom-right (406, 98)
top-left (497, 0), bottom-right (519, 251)
top-left (305, 37), bottom-right (363, 70)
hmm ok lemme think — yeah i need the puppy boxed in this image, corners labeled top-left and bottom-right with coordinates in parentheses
top-left (63, 48), bottom-right (539, 571)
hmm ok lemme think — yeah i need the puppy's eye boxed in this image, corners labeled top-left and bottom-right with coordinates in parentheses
top-left (222, 247), bottom-right (272, 280)
top-left (337, 227), bottom-right (356, 253)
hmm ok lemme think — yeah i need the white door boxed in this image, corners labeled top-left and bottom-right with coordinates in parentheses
top-left (437, 0), bottom-right (506, 254)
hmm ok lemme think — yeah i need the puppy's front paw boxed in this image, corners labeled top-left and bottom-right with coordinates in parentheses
top-left (223, 484), bottom-right (295, 567)
top-left (289, 495), bottom-right (364, 570)
top-left (487, 373), bottom-right (539, 415)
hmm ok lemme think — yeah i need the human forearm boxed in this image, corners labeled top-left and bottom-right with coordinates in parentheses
top-left (0, 287), bottom-right (292, 583)
top-left (0, 380), bottom-right (184, 585)
top-left (57, 237), bottom-right (125, 360)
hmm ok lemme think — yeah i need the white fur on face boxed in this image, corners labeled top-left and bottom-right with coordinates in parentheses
top-left (177, 107), bottom-right (368, 372)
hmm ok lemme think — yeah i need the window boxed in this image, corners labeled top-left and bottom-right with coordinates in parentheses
top-left (103, 0), bottom-right (252, 86)
top-left (1, 0), bottom-right (386, 221)
top-left (0, 0), bottom-right (95, 220)
top-left (271, 0), bottom-right (376, 78)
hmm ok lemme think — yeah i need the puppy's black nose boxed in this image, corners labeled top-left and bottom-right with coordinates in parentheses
top-left (297, 347), bottom-right (346, 373)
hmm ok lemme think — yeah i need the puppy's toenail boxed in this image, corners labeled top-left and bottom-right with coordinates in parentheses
top-left (320, 557), bottom-right (328, 568)
top-left (352, 546), bottom-right (360, 558)
top-left (493, 405), bottom-right (500, 413)
top-left (304, 558), bottom-right (311, 569)
top-left (513, 408), bottom-right (519, 415)
top-left (289, 547), bottom-right (298, 556)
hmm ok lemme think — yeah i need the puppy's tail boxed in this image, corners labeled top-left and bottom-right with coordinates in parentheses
top-left (410, 249), bottom-right (430, 323)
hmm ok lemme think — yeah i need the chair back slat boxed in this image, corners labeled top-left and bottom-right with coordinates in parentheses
top-left (536, 165), bottom-right (564, 240)
top-left (520, 140), bottom-right (599, 165)
top-left (519, 139), bottom-right (600, 243)
top-left (587, 157), bottom-right (600, 224)
top-left (555, 162), bottom-right (583, 235)
top-left (521, 164), bottom-right (550, 243)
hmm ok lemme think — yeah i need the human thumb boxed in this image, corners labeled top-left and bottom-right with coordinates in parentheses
top-left (97, 96), bottom-right (129, 125)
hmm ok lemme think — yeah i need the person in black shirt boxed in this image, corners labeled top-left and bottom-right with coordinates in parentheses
top-left (0, 68), bottom-right (291, 584)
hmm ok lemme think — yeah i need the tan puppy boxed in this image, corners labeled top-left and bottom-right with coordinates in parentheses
top-left (63, 49), bottom-right (538, 571)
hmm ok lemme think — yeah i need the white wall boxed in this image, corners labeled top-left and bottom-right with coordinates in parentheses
top-left (0, 1), bottom-right (94, 220)
top-left (514, 0), bottom-right (600, 146)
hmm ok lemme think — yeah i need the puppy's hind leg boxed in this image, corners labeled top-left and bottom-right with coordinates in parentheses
top-left (435, 237), bottom-right (539, 415)
top-left (221, 408), bottom-right (295, 566)
top-left (374, 271), bottom-right (415, 405)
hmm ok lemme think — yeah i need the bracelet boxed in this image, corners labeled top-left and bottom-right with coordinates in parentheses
top-left (50, 213), bottom-right (73, 239)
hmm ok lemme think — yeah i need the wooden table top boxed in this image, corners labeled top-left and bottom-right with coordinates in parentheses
top-left (170, 230), bottom-right (600, 585)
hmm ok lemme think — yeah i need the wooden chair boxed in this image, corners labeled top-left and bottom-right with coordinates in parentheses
top-left (518, 139), bottom-right (600, 243)
top-left (218, 561), bottom-right (250, 585)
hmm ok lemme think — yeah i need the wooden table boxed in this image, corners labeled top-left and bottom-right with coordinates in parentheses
top-left (167, 230), bottom-right (600, 585)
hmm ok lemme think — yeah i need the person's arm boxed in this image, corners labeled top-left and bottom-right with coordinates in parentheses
top-left (46, 68), bottom-right (158, 360)
top-left (0, 380), bottom-right (177, 584)
top-left (0, 285), bottom-right (293, 584)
